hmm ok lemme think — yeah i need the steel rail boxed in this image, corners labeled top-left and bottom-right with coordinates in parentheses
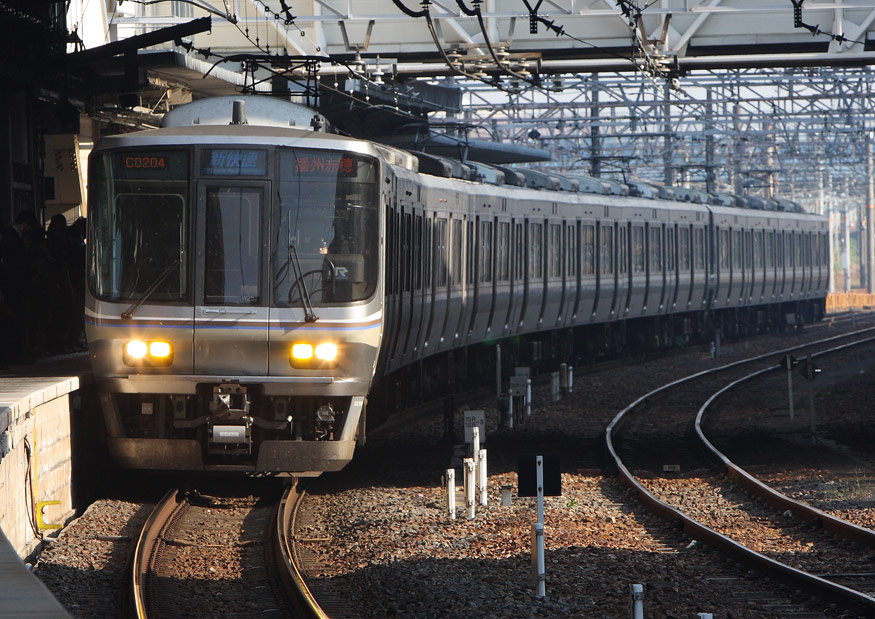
top-left (276, 483), bottom-right (329, 619)
top-left (695, 334), bottom-right (875, 546)
top-left (605, 327), bottom-right (875, 610)
top-left (131, 489), bottom-right (183, 619)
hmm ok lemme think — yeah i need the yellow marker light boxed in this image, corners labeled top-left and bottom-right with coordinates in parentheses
top-left (315, 343), bottom-right (338, 361)
top-left (126, 340), bottom-right (148, 359)
top-left (149, 341), bottom-right (172, 358)
top-left (292, 343), bottom-right (314, 360)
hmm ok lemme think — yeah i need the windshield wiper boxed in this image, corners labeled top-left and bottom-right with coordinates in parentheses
top-left (288, 243), bottom-right (318, 322)
top-left (121, 259), bottom-right (180, 320)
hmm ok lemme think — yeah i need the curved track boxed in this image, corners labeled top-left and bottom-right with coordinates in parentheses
top-left (606, 327), bottom-right (875, 615)
top-left (131, 485), bottom-right (324, 619)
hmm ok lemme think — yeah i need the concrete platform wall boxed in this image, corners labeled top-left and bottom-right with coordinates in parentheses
top-left (0, 378), bottom-right (78, 559)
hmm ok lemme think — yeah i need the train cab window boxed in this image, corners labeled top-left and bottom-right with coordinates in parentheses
top-left (452, 219), bottom-right (463, 285)
top-left (204, 187), bottom-right (263, 305)
top-left (88, 150), bottom-right (190, 302)
top-left (498, 221), bottom-right (510, 281)
top-left (275, 149), bottom-right (379, 305)
top-left (566, 224), bottom-right (577, 278)
top-left (530, 222), bottom-right (544, 279)
top-left (632, 226), bottom-right (645, 273)
top-left (649, 227), bottom-right (662, 272)
top-left (480, 220), bottom-right (493, 283)
top-left (679, 227), bottom-right (691, 271)
top-left (693, 227), bottom-right (705, 271)
top-left (549, 224), bottom-right (562, 279)
top-left (436, 217), bottom-right (448, 287)
top-left (582, 225), bottom-right (595, 275)
top-left (600, 225), bottom-right (614, 274)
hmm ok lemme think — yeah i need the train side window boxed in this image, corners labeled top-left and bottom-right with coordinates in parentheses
top-left (424, 218), bottom-right (432, 289)
top-left (786, 234), bottom-right (795, 268)
top-left (754, 231), bottom-right (764, 269)
top-left (582, 225), bottom-right (595, 275)
top-left (600, 225), bottom-right (614, 274)
top-left (480, 220), bottom-right (493, 283)
top-left (402, 212), bottom-right (412, 293)
top-left (679, 227), bottom-right (691, 271)
top-left (813, 233), bottom-right (820, 267)
top-left (666, 227), bottom-right (675, 273)
top-left (467, 220), bottom-right (475, 285)
top-left (436, 217), bottom-right (448, 287)
top-left (649, 226), bottom-right (662, 272)
top-left (766, 232), bottom-right (775, 269)
top-left (732, 230), bottom-right (742, 270)
top-left (498, 221), bottom-right (510, 281)
top-left (797, 233), bottom-right (804, 268)
top-left (693, 227), bottom-right (705, 271)
top-left (719, 229), bottom-right (730, 270)
top-left (514, 222), bottom-right (524, 281)
top-left (549, 223), bottom-right (562, 279)
top-left (566, 223), bottom-right (577, 278)
top-left (451, 219), bottom-right (462, 285)
top-left (632, 226), bottom-right (645, 273)
top-left (530, 222), bottom-right (544, 279)
top-left (619, 227), bottom-right (628, 274)
top-left (414, 215), bottom-right (422, 290)
top-left (776, 233), bottom-right (784, 268)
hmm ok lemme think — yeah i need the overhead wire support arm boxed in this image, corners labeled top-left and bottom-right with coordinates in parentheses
top-left (790, 0), bottom-right (865, 45)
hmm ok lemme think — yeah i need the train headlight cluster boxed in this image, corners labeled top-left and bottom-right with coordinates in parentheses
top-left (124, 339), bottom-right (174, 366)
top-left (290, 342), bottom-right (339, 368)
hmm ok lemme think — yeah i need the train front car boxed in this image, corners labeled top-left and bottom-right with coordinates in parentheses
top-left (85, 97), bottom-right (384, 474)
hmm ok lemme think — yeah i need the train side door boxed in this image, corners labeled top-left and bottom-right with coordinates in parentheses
top-left (193, 181), bottom-right (270, 375)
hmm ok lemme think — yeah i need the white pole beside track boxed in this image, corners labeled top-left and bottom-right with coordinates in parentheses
top-left (531, 522), bottom-right (545, 598)
top-left (464, 458), bottom-right (476, 519)
top-left (630, 583), bottom-right (644, 619)
top-left (478, 448), bottom-right (487, 506)
top-left (551, 371), bottom-right (560, 402)
top-left (446, 468), bottom-right (456, 520)
top-left (532, 455), bottom-right (546, 597)
top-left (567, 366), bottom-right (573, 394)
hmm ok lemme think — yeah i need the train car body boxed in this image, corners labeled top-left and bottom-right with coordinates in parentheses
top-left (85, 96), bottom-right (828, 474)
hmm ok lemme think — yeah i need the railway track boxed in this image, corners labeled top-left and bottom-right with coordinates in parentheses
top-left (607, 326), bottom-right (875, 616)
top-left (131, 484), bottom-right (326, 619)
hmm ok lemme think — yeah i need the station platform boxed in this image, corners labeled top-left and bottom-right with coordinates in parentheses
top-left (0, 353), bottom-right (92, 618)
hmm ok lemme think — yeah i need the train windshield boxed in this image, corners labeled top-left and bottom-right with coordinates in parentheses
top-left (88, 151), bottom-right (190, 303)
top-left (274, 148), bottom-right (379, 305)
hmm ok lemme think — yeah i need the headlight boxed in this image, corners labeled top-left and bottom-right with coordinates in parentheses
top-left (315, 343), bottom-right (338, 361)
top-left (124, 340), bottom-right (173, 366)
top-left (292, 343), bottom-right (314, 360)
top-left (290, 342), bottom-right (339, 368)
top-left (126, 340), bottom-right (148, 359)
